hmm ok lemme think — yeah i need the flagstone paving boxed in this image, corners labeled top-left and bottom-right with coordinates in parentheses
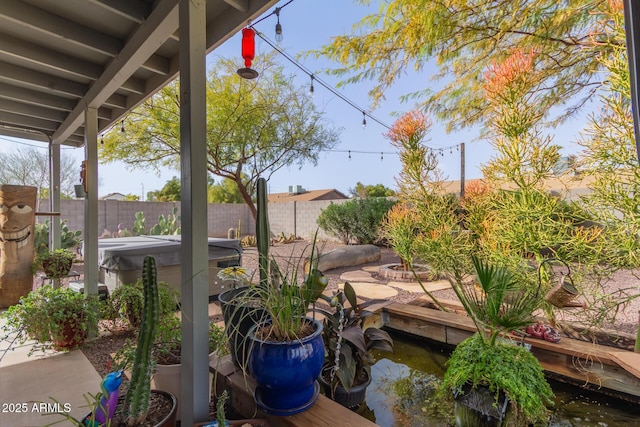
top-left (342, 282), bottom-right (399, 300)
top-left (340, 270), bottom-right (382, 283)
top-left (387, 279), bottom-right (451, 294)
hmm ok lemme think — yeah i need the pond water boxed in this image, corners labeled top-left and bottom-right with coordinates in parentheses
top-left (356, 331), bottom-right (640, 427)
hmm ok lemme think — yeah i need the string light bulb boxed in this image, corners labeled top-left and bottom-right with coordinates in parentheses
top-left (362, 111), bottom-right (367, 129)
top-left (120, 120), bottom-right (125, 133)
top-left (309, 75), bottom-right (315, 97)
top-left (274, 8), bottom-right (283, 43)
top-left (100, 135), bottom-right (104, 145)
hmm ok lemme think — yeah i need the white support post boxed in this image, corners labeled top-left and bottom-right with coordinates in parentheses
top-left (83, 108), bottom-right (99, 307)
top-left (179, 0), bottom-right (209, 425)
top-left (49, 142), bottom-right (61, 251)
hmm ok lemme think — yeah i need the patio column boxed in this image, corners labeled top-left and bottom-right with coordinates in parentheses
top-left (83, 107), bottom-right (99, 304)
top-left (48, 141), bottom-right (61, 252)
top-left (179, 0), bottom-right (209, 425)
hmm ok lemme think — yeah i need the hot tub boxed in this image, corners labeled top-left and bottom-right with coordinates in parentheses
top-left (94, 236), bottom-right (242, 297)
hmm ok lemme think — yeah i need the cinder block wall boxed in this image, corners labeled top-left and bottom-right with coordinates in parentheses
top-left (268, 199), bottom-right (349, 241)
top-left (36, 200), bottom-right (256, 239)
top-left (35, 199), bottom-right (349, 242)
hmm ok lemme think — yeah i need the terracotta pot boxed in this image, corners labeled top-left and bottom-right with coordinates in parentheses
top-left (53, 315), bottom-right (86, 350)
top-left (152, 353), bottom-right (216, 421)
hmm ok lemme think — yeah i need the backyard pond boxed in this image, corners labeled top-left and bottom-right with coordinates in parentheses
top-left (354, 331), bottom-right (640, 427)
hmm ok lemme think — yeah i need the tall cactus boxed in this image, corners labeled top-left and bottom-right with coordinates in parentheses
top-left (123, 256), bottom-right (160, 425)
top-left (256, 177), bottom-right (270, 287)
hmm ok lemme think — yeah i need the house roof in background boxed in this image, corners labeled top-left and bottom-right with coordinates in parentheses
top-left (441, 174), bottom-right (598, 196)
top-left (99, 192), bottom-right (127, 200)
top-left (268, 188), bottom-right (350, 203)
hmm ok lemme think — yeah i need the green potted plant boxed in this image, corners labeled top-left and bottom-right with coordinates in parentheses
top-left (317, 281), bottom-right (394, 408)
top-left (245, 252), bottom-right (328, 416)
top-left (43, 256), bottom-right (177, 427)
top-left (217, 266), bottom-right (266, 369)
top-left (232, 178), bottom-right (327, 416)
top-left (1, 284), bottom-right (101, 353)
top-left (115, 314), bottom-right (228, 422)
top-left (443, 255), bottom-right (554, 425)
top-left (33, 248), bottom-right (76, 279)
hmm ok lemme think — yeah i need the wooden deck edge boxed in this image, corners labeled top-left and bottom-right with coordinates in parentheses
top-left (380, 302), bottom-right (640, 402)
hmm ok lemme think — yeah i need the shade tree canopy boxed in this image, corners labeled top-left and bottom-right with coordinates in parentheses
top-left (316, 0), bottom-right (613, 133)
top-left (100, 53), bottom-right (341, 219)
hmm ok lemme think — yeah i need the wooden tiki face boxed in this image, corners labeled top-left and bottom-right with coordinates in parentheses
top-left (0, 185), bottom-right (37, 266)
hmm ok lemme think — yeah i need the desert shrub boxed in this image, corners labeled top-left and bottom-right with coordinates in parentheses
top-left (317, 198), bottom-right (396, 244)
top-left (379, 203), bottom-right (419, 268)
top-left (102, 279), bottom-right (180, 329)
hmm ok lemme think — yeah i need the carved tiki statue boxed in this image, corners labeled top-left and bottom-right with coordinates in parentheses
top-left (0, 185), bottom-right (37, 307)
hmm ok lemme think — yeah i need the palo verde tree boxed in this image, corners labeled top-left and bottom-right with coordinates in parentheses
top-left (100, 53), bottom-right (340, 220)
top-left (315, 0), bottom-right (615, 132)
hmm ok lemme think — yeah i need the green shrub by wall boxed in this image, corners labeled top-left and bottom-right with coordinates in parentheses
top-left (317, 198), bottom-right (396, 245)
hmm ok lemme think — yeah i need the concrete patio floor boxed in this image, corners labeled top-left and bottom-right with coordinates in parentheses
top-left (0, 313), bottom-right (102, 427)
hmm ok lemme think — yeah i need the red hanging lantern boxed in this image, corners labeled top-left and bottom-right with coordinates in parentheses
top-left (237, 27), bottom-right (259, 79)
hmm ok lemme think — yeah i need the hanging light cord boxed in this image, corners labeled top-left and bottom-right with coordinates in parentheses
top-left (251, 0), bottom-right (294, 27)
top-left (252, 28), bottom-right (391, 130)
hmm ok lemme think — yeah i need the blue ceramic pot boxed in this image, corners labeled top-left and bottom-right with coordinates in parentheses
top-left (248, 318), bottom-right (324, 416)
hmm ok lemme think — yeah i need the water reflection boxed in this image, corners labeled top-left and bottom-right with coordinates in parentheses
top-left (358, 332), bottom-right (640, 427)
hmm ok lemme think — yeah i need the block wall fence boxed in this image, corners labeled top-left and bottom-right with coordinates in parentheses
top-left (35, 198), bottom-right (349, 242)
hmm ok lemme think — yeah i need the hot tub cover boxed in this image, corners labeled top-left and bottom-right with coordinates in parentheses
top-left (94, 236), bottom-right (242, 270)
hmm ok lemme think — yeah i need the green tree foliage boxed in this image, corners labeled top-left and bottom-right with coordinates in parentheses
top-left (208, 177), bottom-right (244, 203)
top-left (481, 48), bottom-right (560, 190)
top-left (576, 1), bottom-right (640, 269)
top-left (100, 53), bottom-right (340, 220)
top-left (0, 146), bottom-right (79, 198)
top-left (349, 182), bottom-right (395, 198)
top-left (153, 177), bottom-right (181, 202)
top-left (315, 0), bottom-right (612, 132)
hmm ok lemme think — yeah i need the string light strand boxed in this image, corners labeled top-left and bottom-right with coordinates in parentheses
top-left (252, 29), bottom-right (392, 130)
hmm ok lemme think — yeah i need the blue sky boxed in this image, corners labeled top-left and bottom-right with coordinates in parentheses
top-left (0, 0), bottom-right (590, 198)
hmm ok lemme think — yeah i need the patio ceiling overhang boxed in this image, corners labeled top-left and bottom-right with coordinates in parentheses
top-left (0, 0), bottom-right (275, 147)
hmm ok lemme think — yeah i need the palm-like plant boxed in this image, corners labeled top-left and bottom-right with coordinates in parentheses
top-left (449, 256), bottom-right (541, 346)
